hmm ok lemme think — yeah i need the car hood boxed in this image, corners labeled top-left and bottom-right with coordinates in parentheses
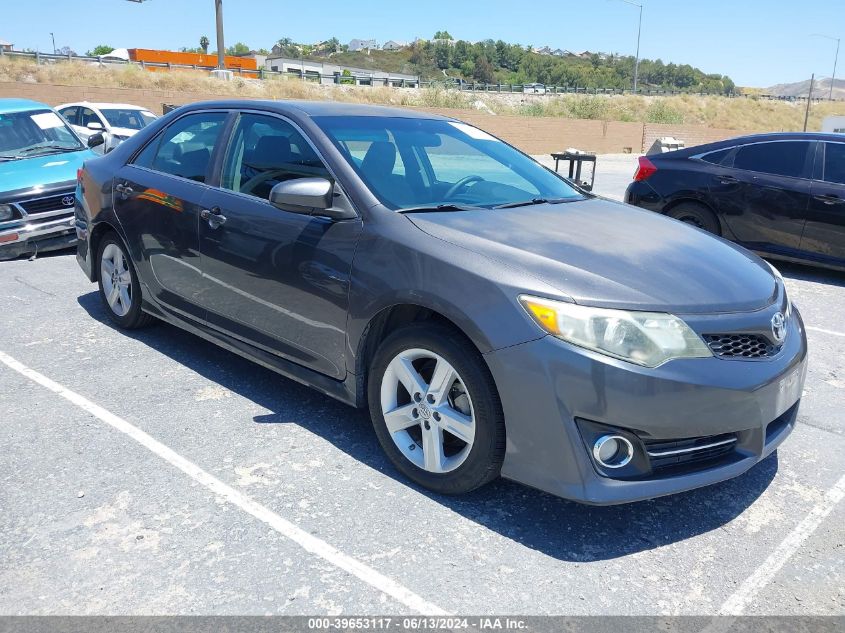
top-left (0, 148), bottom-right (94, 193)
top-left (406, 198), bottom-right (777, 313)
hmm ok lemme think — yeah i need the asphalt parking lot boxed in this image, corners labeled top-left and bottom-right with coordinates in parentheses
top-left (1, 159), bottom-right (843, 616)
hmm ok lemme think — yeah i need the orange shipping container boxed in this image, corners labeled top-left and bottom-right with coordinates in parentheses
top-left (127, 48), bottom-right (259, 74)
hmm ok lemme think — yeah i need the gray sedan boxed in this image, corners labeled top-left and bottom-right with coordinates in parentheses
top-left (74, 100), bottom-right (808, 504)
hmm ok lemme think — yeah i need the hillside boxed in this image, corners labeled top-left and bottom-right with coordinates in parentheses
top-left (767, 77), bottom-right (845, 100)
top-left (295, 38), bottom-right (736, 94)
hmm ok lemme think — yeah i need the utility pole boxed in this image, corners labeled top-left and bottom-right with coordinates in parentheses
top-left (50, 32), bottom-right (56, 54)
top-left (804, 74), bottom-right (815, 132)
top-left (215, 0), bottom-right (225, 69)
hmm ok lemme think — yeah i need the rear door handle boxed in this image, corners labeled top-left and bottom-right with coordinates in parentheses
top-left (717, 175), bottom-right (738, 185)
top-left (813, 194), bottom-right (845, 205)
top-left (200, 206), bottom-right (227, 228)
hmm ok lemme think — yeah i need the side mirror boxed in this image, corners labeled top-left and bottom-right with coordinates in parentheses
top-left (86, 121), bottom-right (105, 131)
top-left (269, 177), bottom-right (356, 220)
top-left (87, 133), bottom-right (105, 149)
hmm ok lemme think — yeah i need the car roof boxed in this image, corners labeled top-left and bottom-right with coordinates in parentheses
top-left (715, 131), bottom-right (845, 144)
top-left (178, 99), bottom-right (452, 120)
top-left (0, 98), bottom-right (53, 114)
top-left (57, 102), bottom-right (153, 111)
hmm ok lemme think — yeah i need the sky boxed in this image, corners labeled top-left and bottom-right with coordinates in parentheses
top-left (1, 0), bottom-right (842, 87)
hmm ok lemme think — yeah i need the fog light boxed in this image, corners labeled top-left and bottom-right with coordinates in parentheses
top-left (592, 434), bottom-right (634, 469)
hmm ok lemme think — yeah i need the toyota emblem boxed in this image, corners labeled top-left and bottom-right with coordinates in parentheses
top-left (61, 196), bottom-right (75, 207)
top-left (771, 312), bottom-right (786, 343)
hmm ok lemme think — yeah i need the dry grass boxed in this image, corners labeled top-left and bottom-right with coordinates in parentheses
top-left (3, 57), bottom-right (845, 131)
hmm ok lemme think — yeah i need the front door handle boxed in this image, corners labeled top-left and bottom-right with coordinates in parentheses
top-left (717, 175), bottom-right (738, 185)
top-left (813, 194), bottom-right (845, 205)
top-left (200, 206), bottom-right (227, 228)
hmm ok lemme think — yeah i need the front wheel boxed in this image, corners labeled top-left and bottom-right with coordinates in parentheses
top-left (97, 233), bottom-right (154, 329)
top-left (368, 323), bottom-right (506, 495)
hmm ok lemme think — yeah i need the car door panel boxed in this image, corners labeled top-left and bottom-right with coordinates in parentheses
top-left (198, 190), bottom-right (361, 378)
top-left (112, 110), bottom-right (229, 321)
top-left (196, 112), bottom-right (361, 379)
top-left (707, 141), bottom-right (812, 253)
top-left (802, 142), bottom-right (845, 265)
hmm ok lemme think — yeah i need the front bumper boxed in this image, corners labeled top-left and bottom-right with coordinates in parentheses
top-left (484, 306), bottom-right (808, 504)
top-left (0, 214), bottom-right (77, 260)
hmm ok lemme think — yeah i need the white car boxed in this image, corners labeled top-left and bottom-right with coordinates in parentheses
top-left (56, 102), bottom-right (156, 153)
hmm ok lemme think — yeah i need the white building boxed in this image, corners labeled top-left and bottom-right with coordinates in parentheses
top-left (0, 38), bottom-right (13, 53)
top-left (348, 39), bottom-right (378, 52)
top-left (382, 40), bottom-right (408, 51)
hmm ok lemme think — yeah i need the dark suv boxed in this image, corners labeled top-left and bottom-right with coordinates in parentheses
top-left (625, 133), bottom-right (845, 271)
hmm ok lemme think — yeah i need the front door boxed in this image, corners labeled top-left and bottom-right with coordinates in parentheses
top-left (802, 141), bottom-right (845, 266)
top-left (197, 112), bottom-right (362, 379)
top-left (708, 140), bottom-right (813, 255)
top-left (112, 110), bottom-right (229, 321)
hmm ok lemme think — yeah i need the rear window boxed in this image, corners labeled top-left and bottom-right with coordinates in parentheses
top-left (700, 148), bottom-right (733, 166)
top-left (733, 141), bottom-right (811, 178)
top-left (823, 142), bottom-right (845, 185)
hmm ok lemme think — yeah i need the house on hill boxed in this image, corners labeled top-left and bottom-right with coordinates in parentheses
top-left (348, 39), bottom-right (378, 52)
top-left (382, 40), bottom-right (408, 51)
top-left (0, 38), bottom-right (13, 53)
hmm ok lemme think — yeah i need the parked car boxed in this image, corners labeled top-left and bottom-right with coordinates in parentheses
top-left (625, 132), bottom-right (845, 271)
top-left (523, 83), bottom-right (546, 94)
top-left (75, 101), bottom-right (807, 504)
top-left (57, 102), bottom-right (156, 154)
top-left (0, 98), bottom-right (97, 260)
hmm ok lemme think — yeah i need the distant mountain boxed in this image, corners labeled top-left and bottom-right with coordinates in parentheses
top-left (766, 77), bottom-right (845, 99)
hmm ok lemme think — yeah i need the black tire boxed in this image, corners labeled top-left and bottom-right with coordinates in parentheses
top-left (367, 322), bottom-right (506, 495)
top-left (667, 202), bottom-right (720, 234)
top-left (96, 233), bottom-right (154, 329)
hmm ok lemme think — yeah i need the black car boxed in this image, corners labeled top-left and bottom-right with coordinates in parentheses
top-left (625, 133), bottom-right (845, 271)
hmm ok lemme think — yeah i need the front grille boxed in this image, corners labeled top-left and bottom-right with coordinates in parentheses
top-left (19, 192), bottom-right (76, 215)
top-left (704, 333), bottom-right (780, 359)
top-left (643, 432), bottom-right (739, 473)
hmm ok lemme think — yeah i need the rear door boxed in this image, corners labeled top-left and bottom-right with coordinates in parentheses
top-left (708, 140), bottom-right (813, 254)
top-left (197, 111), bottom-right (362, 379)
top-left (802, 141), bottom-right (845, 266)
top-left (112, 110), bottom-right (229, 321)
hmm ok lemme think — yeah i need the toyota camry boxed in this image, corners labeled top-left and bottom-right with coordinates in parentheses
top-left (75, 101), bottom-right (807, 504)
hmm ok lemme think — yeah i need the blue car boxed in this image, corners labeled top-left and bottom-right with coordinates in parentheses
top-left (0, 98), bottom-right (97, 260)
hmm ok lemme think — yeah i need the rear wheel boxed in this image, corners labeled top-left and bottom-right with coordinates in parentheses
top-left (368, 323), bottom-right (506, 495)
top-left (97, 233), bottom-right (154, 329)
top-left (667, 202), bottom-right (720, 235)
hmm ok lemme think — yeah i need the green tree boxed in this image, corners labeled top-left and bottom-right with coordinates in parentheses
top-left (433, 30), bottom-right (453, 40)
top-left (226, 42), bottom-right (251, 56)
top-left (434, 41), bottom-right (451, 69)
top-left (200, 36), bottom-right (210, 54)
top-left (472, 55), bottom-right (494, 83)
top-left (86, 45), bottom-right (114, 57)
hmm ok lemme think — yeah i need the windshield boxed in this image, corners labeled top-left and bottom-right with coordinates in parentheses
top-left (0, 109), bottom-right (84, 159)
top-left (100, 108), bottom-right (156, 130)
top-left (314, 116), bottom-right (583, 210)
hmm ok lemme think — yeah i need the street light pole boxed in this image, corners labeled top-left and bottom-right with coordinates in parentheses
top-left (811, 33), bottom-right (841, 100)
top-left (215, 0), bottom-right (225, 69)
top-left (613, 0), bottom-right (643, 93)
top-left (50, 32), bottom-right (56, 54)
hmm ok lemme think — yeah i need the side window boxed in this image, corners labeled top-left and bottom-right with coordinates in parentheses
top-left (59, 107), bottom-right (79, 125)
top-left (700, 147), bottom-right (733, 166)
top-left (823, 143), bottom-right (845, 185)
top-left (80, 108), bottom-right (100, 128)
top-left (220, 113), bottom-right (330, 200)
top-left (733, 141), bottom-right (811, 178)
top-left (133, 111), bottom-right (227, 183)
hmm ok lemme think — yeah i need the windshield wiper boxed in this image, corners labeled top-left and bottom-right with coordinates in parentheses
top-left (397, 203), bottom-right (485, 214)
top-left (18, 145), bottom-right (80, 156)
top-left (493, 197), bottom-right (574, 209)
top-left (0, 155), bottom-right (21, 161)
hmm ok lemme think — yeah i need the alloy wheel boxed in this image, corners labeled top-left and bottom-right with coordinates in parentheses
top-left (379, 348), bottom-right (476, 474)
top-left (100, 243), bottom-right (133, 317)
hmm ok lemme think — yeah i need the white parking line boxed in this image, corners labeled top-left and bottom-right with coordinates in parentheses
top-left (717, 471), bottom-right (845, 615)
top-left (806, 326), bottom-right (845, 338)
top-left (0, 349), bottom-right (447, 616)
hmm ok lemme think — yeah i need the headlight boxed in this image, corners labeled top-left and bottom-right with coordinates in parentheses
top-left (520, 295), bottom-right (713, 367)
top-left (0, 204), bottom-right (14, 221)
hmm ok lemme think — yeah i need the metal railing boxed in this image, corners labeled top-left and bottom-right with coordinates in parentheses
top-left (0, 49), bottom-right (835, 102)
